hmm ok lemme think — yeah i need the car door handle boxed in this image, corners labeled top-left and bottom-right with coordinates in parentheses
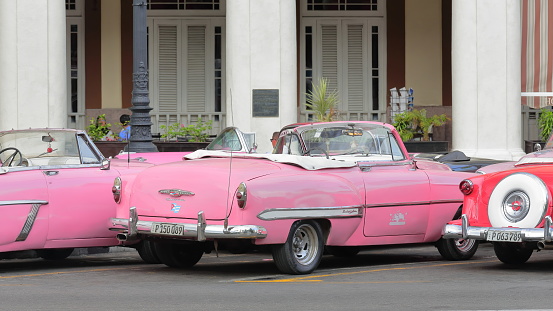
top-left (43, 171), bottom-right (59, 176)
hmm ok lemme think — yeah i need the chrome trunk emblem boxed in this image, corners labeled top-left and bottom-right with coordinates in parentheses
top-left (159, 189), bottom-right (195, 197)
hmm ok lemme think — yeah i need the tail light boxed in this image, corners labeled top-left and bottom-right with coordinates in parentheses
top-left (112, 177), bottom-right (122, 203)
top-left (236, 182), bottom-right (247, 208)
top-left (459, 179), bottom-right (474, 195)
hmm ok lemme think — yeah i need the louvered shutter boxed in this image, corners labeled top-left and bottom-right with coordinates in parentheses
top-left (157, 25), bottom-right (178, 113)
top-left (321, 25), bottom-right (339, 91)
top-left (347, 24), bottom-right (364, 112)
top-left (186, 26), bottom-right (206, 112)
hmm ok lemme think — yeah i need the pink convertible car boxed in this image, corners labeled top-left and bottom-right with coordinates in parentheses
top-left (111, 121), bottom-right (478, 274)
top-left (0, 128), bottom-right (180, 260)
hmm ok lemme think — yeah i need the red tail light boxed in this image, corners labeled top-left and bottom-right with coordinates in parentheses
top-left (459, 179), bottom-right (474, 195)
top-left (112, 177), bottom-right (122, 203)
top-left (236, 182), bottom-right (247, 208)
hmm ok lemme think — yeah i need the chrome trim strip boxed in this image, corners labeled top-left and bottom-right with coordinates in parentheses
top-left (443, 214), bottom-right (553, 242)
top-left (0, 200), bottom-right (49, 206)
top-left (358, 161), bottom-right (413, 169)
top-left (15, 203), bottom-right (45, 241)
top-left (365, 200), bottom-right (462, 209)
top-left (257, 206), bottom-right (363, 221)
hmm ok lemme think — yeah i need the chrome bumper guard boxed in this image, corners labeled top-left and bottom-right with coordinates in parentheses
top-left (443, 214), bottom-right (553, 242)
top-left (111, 207), bottom-right (268, 242)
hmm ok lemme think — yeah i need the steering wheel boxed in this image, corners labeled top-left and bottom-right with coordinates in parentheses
top-left (0, 147), bottom-right (23, 167)
top-left (302, 148), bottom-right (329, 159)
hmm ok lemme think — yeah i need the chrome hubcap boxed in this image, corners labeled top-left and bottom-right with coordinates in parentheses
top-left (292, 224), bottom-right (319, 266)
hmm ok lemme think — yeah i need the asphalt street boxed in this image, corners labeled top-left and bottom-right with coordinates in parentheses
top-left (1, 243), bottom-right (553, 311)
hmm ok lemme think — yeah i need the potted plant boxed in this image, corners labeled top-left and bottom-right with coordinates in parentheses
top-left (525, 108), bottom-right (553, 153)
top-left (305, 78), bottom-right (340, 121)
top-left (159, 118), bottom-right (213, 142)
top-left (86, 114), bottom-right (116, 141)
top-left (155, 118), bottom-right (213, 152)
top-left (392, 109), bottom-right (450, 152)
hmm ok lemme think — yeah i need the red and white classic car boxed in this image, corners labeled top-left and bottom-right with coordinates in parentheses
top-left (0, 128), bottom-right (182, 260)
top-left (111, 121), bottom-right (478, 274)
top-left (443, 155), bottom-right (553, 265)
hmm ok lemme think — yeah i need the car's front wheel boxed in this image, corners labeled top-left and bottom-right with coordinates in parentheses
top-left (436, 237), bottom-right (479, 260)
top-left (37, 248), bottom-right (74, 260)
top-left (154, 242), bottom-right (204, 268)
top-left (272, 220), bottom-right (324, 274)
top-left (493, 242), bottom-right (533, 264)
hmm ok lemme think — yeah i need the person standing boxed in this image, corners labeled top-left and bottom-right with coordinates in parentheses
top-left (119, 114), bottom-right (131, 141)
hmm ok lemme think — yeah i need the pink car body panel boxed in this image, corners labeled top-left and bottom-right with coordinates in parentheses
top-left (111, 121), bottom-right (475, 251)
top-left (0, 129), bottom-right (182, 254)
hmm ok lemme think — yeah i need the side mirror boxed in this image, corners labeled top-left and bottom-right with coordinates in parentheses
top-left (100, 158), bottom-right (111, 170)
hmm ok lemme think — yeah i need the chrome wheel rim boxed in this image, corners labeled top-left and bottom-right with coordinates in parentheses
top-left (454, 238), bottom-right (476, 253)
top-left (292, 224), bottom-right (319, 266)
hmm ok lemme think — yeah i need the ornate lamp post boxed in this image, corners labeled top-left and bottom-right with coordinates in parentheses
top-left (126, 0), bottom-right (158, 152)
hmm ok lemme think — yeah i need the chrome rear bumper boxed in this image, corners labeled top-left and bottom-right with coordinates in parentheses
top-left (443, 214), bottom-right (553, 242)
top-left (110, 207), bottom-right (268, 242)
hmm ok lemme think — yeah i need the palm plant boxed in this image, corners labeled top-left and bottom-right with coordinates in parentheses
top-left (305, 78), bottom-right (339, 122)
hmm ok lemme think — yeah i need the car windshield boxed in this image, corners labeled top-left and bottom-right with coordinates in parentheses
top-left (206, 128), bottom-right (257, 153)
top-left (281, 123), bottom-right (406, 161)
top-left (206, 128), bottom-right (243, 151)
top-left (0, 130), bottom-right (101, 167)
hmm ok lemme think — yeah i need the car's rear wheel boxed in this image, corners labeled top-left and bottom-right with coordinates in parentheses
top-left (436, 237), bottom-right (479, 260)
top-left (493, 242), bottom-right (533, 264)
top-left (154, 242), bottom-right (204, 268)
top-left (136, 241), bottom-right (161, 264)
top-left (37, 248), bottom-right (74, 260)
top-left (326, 246), bottom-right (360, 257)
top-left (272, 220), bottom-right (324, 274)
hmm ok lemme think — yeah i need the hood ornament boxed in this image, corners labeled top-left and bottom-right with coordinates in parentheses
top-left (159, 189), bottom-right (195, 197)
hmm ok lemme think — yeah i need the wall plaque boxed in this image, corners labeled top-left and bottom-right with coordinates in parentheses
top-left (252, 89), bottom-right (279, 117)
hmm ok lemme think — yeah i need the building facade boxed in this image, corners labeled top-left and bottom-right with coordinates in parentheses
top-left (1, 0), bottom-right (549, 159)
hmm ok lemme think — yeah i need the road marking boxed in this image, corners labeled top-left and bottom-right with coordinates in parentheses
top-left (0, 267), bottom-right (127, 279)
top-left (234, 259), bottom-right (497, 283)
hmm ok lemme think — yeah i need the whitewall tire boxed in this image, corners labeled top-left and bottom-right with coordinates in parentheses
top-left (488, 173), bottom-right (548, 228)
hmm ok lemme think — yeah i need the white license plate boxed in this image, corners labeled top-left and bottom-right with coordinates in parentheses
top-left (486, 230), bottom-right (522, 242)
top-left (151, 223), bottom-right (186, 236)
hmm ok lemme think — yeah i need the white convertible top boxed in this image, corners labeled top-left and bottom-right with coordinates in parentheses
top-left (184, 150), bottom-right (357, 170)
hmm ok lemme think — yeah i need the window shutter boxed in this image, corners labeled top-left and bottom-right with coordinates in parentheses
top-left (347, 24), bottom-right (364, 112)
top-left (186, 26), bottom-right (206, 112)
top-left (321, 25), bottom-right (338, 91)
top-left (158, 25), bottom-right (178, 113)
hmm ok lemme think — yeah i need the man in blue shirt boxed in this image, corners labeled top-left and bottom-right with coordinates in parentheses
top-left (119, 114), bottom-right (131, 141)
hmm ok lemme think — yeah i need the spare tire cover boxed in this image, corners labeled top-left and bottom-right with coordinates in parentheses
top-left (488, 172), bottom-right (548, 228)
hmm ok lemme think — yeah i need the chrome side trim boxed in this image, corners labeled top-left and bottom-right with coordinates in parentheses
top-left (0, 200), bottom-right (49, 206)
top-left (15, 203), bottom-right (45, 241)
top-left (365, 200), bottom-right (462, 209)
top-left (257, 205), bottom-right (363, 221)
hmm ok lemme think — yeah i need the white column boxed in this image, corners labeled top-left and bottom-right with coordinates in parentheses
top-left (226, 0), bottom-right (297, 153)
top-left (0, 0), bottom-right (67, 131)
top-left (451, 0), bottom-right (525, 160)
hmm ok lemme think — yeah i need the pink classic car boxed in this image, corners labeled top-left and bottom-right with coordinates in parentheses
top-left (110, 121), bottom-right (478, 274)
top-left (0, 128), bottom-right (181, 260)
top-left (443, 155), bottom-right (553, 265)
